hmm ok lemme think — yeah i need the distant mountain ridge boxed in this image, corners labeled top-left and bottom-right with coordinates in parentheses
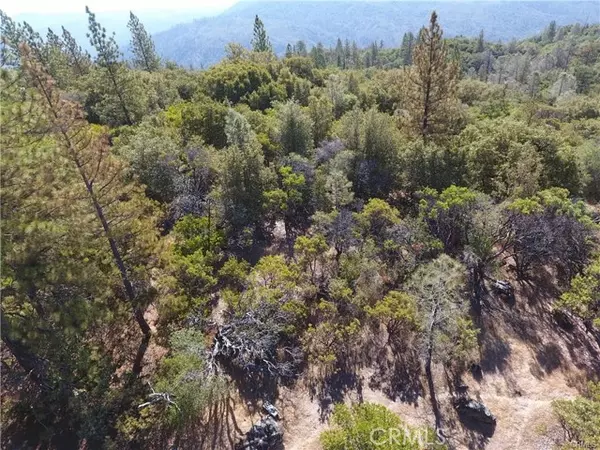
top-left (153, 1), bottom-right (599, 67)
top-left (13, 7), bottom-right (229, 51)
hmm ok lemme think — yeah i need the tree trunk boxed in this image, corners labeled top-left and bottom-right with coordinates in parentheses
top-left (471, 264), bottom-right (485, 314)
top-left (32, 70), bottom-right (151, 375)
top-left (106, 64), bottom-right (133, 126)
top-left (1, 309), bottom-right (49, 388)
top-left (426, 302), bottom-right (443, 434)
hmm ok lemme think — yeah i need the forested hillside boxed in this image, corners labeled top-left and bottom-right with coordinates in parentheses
top-left (152, 1), bottom-right (599, 67)
top-left (12, 7), bottom-right (229, 52)
top-left (1, 7), bottom-right (600, 450)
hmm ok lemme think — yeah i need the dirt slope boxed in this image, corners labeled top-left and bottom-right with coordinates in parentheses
top-left (268, 271), bottom-right (600, 450)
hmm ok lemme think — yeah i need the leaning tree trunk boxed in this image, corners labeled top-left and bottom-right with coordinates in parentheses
top-left (1, 309), bottom-right (49, 388)
top-left (21, 47), bottom-right (151, 376)
top-left (425, 302), bottom-right (444, 434)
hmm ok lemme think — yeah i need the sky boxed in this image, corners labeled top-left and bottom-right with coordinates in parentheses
top-left (5, 0), bottom-right (581, 15)
top-left (4, 0), bottom-right (237, 15)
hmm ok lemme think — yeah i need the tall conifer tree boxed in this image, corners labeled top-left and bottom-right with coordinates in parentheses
top-left (0, 10), bottom-right (23, 66)
top-left (402, 11), bottom-right (459, 141)
top-left (251, 15), bottom-right (272, 53)
top-left (400, 32), bottom-right (415, 66)
top-left (20, 46), bottom-right (158, 375)
top-left (61, 26), bottom-right (91, 76)
top-left (477, 29), bottom-right (485, 52)
top-left (86, 6), bottom-right (135, 125)
top-left (128, 11), bottom-right (160, 72)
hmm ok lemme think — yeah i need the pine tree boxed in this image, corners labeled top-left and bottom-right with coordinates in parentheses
top-left (86, 6), bottom-right (136, 125)
top-left (311, 42), bottom-right (327, 68)
top-left (61, 26), bottom-right (90, 76)
top-left (0, 10), bottom-right (23, 67)
top-left (220, 109), bottom-right (270, 237)
top-left (408, 255), bottom-right (477, 434)
top-left (400, 31), bottom-right (415, 66)
top-left (21, 22), bottom-right (47, 67)
top-left (335, 38), bottom-right (344, 68)
top-left (295, 40), bottom-right (307, 57)
top-left (251, 15), bottom-right (272, 53)
top-left (344, 39), bottom-right (351, 68)
top-left (285, 43), bottom-right (293, 58)
top-left (325, 170), bottom-right (354, 211)
top-left (351, 41), bottom-right (360, 68)
top-left (44, 28), bottom-right (72, 86)
top-left (20, 47), bottom-right (158, 375)
top-left (478, 49), bottom-right (493, 82)
top-left (46, 28), bottom-right (61, 51)
top-left (544, 20), bottom-right (557, 43)
top-left (402, 11), bottom-right (459, 141)
top-left (370, 41), bottom-right (379, 67)
top-left (476, 29), bottom-right (485, 52)
top-left (128, 11), bottom-right (160, 72)
top-left (1, 66), bottom-right (56, 386)
top-left (276, 100), bottom-right (313, 157)
top-left (308, 94), bottom-right (334, 145)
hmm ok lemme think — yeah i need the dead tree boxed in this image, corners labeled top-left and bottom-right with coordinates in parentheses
top-left (209, 305), bottom-right (303, 380)
top-left (138, 382), bottom-right (181, 413)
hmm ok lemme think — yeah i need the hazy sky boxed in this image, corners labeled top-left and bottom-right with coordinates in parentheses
top-left (5, 0), bottom-right (236, 15)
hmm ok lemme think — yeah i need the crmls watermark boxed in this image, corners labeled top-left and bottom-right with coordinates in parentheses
top-left (370, 426), bottom-right (447, 447)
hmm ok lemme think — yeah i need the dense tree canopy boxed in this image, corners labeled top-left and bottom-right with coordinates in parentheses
top-left (1, 8), bottom-right (599, 450)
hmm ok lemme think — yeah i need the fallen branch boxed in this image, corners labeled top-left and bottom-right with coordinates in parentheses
top-left (138, 382), bottom-right (181, 413)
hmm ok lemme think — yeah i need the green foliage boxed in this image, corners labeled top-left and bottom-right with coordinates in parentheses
top-left (219, 257), bottom-right (251, 290)
top-left (0, 10), bottom-right (23, 66)
top-left (173, 215), bottom-right (224, 256)
top-left (153, 330), bottom-right (227, 429)
top-left (252, 15), bottom-right (272, 53)
top-left (1, 61), bottom-right (160, 446)
top-left (276, 100), bottom-right (313, 157)
top-left (180, 98), bottom-right (228, 147)
top-left (400, 140), bottom-right (464, 192)
top-left (128, 12), bottom-right (160, 72)
top-left (325, 170), bottom-right (354, 211)
top-left (355, 198), bottom-right (401, 242)
top-left (509, 187), bottom-right (592, 224)
top-left (264, 165), bottom-right (312, 238)
top-left (579, 141), bottom-right (600, 201)
top-left (219, 109), bottom-right (272, 239)
top-left (339, 108), bottom-right (402, 198)
top-left (507, 188), bottom-right (595, 280)
top-left (163, 215), bottom-right (223, 321)
top-left (249, 255), bottom-right (300, 301)
top-left (552, 382), bottom-right (600, 449)
top-left (203, 61), bottom-right (278, 109)
top-left (419, 185), bottom-right (495, 256)
top-left (85, 7), bottom-right (140, 126)
top-left (303, 314), bottom-right (361, 369)
top-left (556, 254), bottom-right (600, 327)
top-left (115, 123), bottom-right (180, 202)
top-left (401, 12), bottom-right (460, 141)
top-left (4, 9), bottom-right (600, 448)
top-left (308, 94), bottom-right (335, 145)
top-left (239, 254), bottom-right (307, 330)
top-left (294, 234), bottom-right (328, 284)
top-left (365, 291), bottom-right (420, 343)
top-left (61, 26), bottom-right (91, 77)
top-left (321, 403), bottom-right (442, 450)
top-left (408, 255), bottom-right (478, 367)
top-left (457, 118), bottom-right (584, 197)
